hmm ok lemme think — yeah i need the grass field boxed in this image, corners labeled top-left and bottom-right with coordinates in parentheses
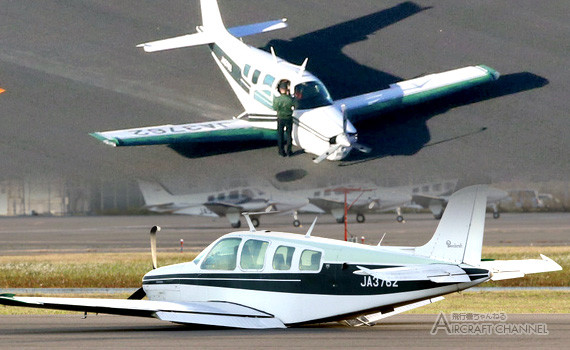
top-left (0, 246), bottom-right (567, 288)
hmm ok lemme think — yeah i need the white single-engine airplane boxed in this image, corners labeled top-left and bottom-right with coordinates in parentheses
top-left (0, 186), bottom-right (561, 328)
top-left (90, 0), bottom-right (500, 163)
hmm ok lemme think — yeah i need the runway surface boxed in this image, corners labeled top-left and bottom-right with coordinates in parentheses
top-left (0, 314), bottom-right (567, 349)
top-left (0, 212), bottom-right (568, 254)
top-left (0, 0), bottom-right (568, 192)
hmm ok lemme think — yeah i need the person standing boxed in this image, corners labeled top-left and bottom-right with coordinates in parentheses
top-left (273, 79), bottom-right (295, 157)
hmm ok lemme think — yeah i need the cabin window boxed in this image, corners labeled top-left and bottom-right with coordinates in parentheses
top-left (272, 246), bottom-right (295, 271)
top-left (263, 74), bottom-right (275, 87)
top-left (207, 195), bottom-right (215, 202)
top-left (229, 190), bottom-right (239, 200)
top-left (299, 250), bottom-right (322, 271)
top-left (201, 238), bottom-right (241, 270)
top-left (433, 184), bottom-right (442, 192)
top-left (252, 70), bottom-right (261, 84)
top-left (314, 191), bottom-right (320, 197)
top-left (217, 193), bottom-right (225, 201)
top-left (243, 64), bottom-right (251, 77)
top-left (422, 185), bottom-right (430, 193)
top-left (240, 239), bottom-right (269, 270)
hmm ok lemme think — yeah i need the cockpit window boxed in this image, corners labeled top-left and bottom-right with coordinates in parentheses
top-left (240, 239), bottom-right (269, 270)
top-left (294, 81), bottom-right (333, 110)
top-left (201, 238), bottom-right (241, 270)
top-left (299, 249), bottom-right (322, 271)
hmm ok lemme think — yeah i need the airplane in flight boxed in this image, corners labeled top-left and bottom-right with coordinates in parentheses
top-left (0, 185), bottom-right (561, 328)
top-left (137, 179), bottom-right (319, 228)
top-left (90, 0), bottom-right (500, 163)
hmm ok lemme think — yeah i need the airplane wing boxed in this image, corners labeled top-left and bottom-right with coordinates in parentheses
top-left (334, 65), bottom-right (500, 122)
top-left (0, 294), bottom-right (285, 329)
top-left (308, 198), bottom-right (370, 213)
top-left (355, 264), bottom-right (474, 283)
top-left (90, 119), bottom-right (276, 147)
top-left (478, 254), bottom-right (562, 281)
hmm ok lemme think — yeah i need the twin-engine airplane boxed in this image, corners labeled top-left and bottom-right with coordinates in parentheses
top-left (90, 0), bottom-right (500, 162)
top-left (137, 179), bottom-right (319, 228)
top-left (0, 186), bottom-right (561, 329)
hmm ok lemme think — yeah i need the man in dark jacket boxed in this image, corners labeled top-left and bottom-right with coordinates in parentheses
top-left (273, 79), bottom-right (295, 156)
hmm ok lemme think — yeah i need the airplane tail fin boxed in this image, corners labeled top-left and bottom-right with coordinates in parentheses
top-left (200, 0), bottom-right (226, 31)
top-left (415, 185), bottom-right (488, 265)
top-left (137, 180), bottom-right (175, 206)
top-left (137, 0), bottom-right (287, 52)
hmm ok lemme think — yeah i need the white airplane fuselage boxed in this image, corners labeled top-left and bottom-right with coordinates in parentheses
top-left (206, 28), bottom-right (357, 160)
top-left (142, 230), bottom-right (489, 325)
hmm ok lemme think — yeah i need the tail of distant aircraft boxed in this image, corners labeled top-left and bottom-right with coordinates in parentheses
top-left (415, 185), bottom-right (487, 265)
top-left (137, 180), bottom-right (175, 206)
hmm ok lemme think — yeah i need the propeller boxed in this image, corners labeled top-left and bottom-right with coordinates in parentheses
top-left (150, 225), bottom-right (161, 270)
top-left (128, 225), bottom-right (161, 300)
top-left (313, 104), bottom-right (371, 163)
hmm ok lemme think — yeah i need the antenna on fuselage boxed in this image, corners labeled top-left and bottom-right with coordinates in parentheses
top-left (305, 217), bottom-right (318, 238)
top-left (298, 58), bottom-right (309, 78)
top-left (150, 225), bottom-right (161, 269)
top-left (270, 46), bottom-right (278, 64)
top-left (243, 213), bottom-right (257, 232)
top-left (377, 232), bottom-right (387, 246)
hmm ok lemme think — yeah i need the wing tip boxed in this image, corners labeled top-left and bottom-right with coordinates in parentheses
top-left (89, 132), bottom-right (118, 147)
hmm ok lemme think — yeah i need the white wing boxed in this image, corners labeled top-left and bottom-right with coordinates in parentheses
top-left (0, 295), bottom-right (285, 329)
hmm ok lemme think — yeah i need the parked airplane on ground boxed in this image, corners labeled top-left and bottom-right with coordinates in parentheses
top-left (138, 180), bottom-right (315, 228)
top-left (299, 183), bottom-right (411, 224)
top-left (90, 0), bottom-right (499, 163)
top-left (0, 186), bottom-right (561, 328)
top-left (405, 180), bottom-right (508, 219)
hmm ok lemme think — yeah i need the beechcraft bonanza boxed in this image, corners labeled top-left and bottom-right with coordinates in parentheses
top-left (90, 0), bottom-right (500, 163)
top-left (0, 186), bottom-right (561, 329)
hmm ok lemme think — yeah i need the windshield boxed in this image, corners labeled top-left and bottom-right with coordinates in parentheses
top-left (294, 81), bottom-right (333, 110)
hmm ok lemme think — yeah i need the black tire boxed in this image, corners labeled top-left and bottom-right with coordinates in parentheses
top-left (293, 220), bottom-right (301, 227)
top-left (396, 215), bottom-right (404, 223)
top-left (356, 214), bottom-right (365, 223)
top-left (231, 221), bottom-right (241, 228)
top-left (251, 218), bottom-right (260, 227)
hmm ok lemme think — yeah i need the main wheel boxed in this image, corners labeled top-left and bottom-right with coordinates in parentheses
top-left (356, 214), bottom-right (365, 223)
top-left (396, 215), bottom-right (404, 223)
top-left (231, 221), bottom-right (241, 228)
top-left (293, 220), bottom-right (301, 227)
top-left (251, 218), bottom-right (260, 227)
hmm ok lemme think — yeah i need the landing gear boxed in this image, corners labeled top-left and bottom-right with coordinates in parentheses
top-left (493, 211), bottom-right (500, 219)
top-left (251, 217), bottom-right (260, 227)
top-left (231, 221), bottom-right (241, 228)
top-left (293, 219), bottom-right (301, 227)
top-left (396, 215), bottom-right (404, 223)
top-left (336, 217), bottom-right (345, 224)
top-left (356, 213), bottom-right (365, 223)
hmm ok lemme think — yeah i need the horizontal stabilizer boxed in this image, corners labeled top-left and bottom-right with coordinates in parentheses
top-left (137, 32), bottom-right (215, 52)
top-left (478, 254), bottom-right (562, 281)
top-left (228, 19), bottom-right (288, 38)
top-left (355, 264), bottom-right (472, 283)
